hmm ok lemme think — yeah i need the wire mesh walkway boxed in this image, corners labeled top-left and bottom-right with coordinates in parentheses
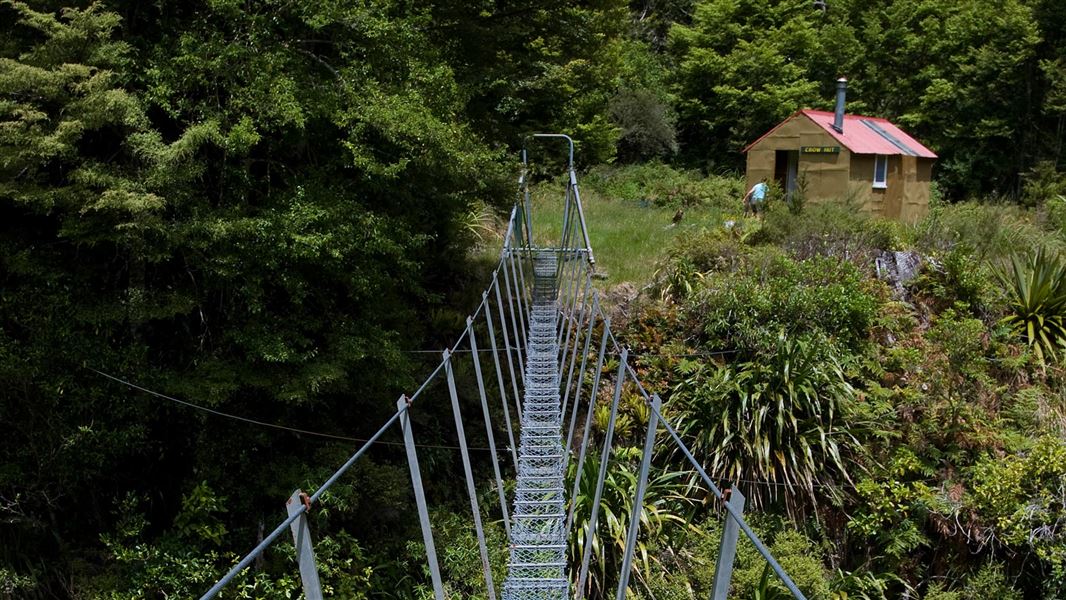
top-left (503, 251), bottom-right (569, 600)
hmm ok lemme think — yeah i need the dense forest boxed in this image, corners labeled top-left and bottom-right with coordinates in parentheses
top-left (2, 0), bottom-right (1066, 599)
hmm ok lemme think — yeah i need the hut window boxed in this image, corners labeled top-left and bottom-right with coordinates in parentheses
top-left (873, 155), bottom-right (888, 189)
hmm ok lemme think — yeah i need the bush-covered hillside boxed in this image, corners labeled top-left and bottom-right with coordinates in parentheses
top-left (563, 168), bottom-right (1066, 599)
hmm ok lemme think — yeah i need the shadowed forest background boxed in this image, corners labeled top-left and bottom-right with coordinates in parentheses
top-left (3, 0), bottom-right (1066, 598)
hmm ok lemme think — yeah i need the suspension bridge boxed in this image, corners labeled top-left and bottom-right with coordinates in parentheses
top-left (193, 135), bottom-right (810, 600)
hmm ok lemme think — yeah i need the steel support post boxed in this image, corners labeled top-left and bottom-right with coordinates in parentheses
top-left (711, 487), bottom-right (746, 600)
top-left (468, 317), bottom-right (511, 537)
top-left (514, 236), bottom-right (532, 326)
top-left (560, 276), bottom-right (590, 415)
top-left (556, 258), bottom-right (581, 372)
top-left (564, 296), bottom-right (598, 457)
top-left (569, 169), bottom-right (595, 266)
top-left (484, 291), bottom-right (519, 470)
top-left (575, 347), bottom-right (628, 600)
top-left (614, 394), bottom-right (661, 600)
top-left (515, 178), bottom-right (528, 250)
top-left (444, 350), bottom-right (498, 600)
top-left (508, 247), bottom-right (529, 355)
top-left (566, 319), bottom-right (611, 534)
top-left (523, 183), bottom-right (534, 258)
top-left (567, 254), bottom-right (586, 317)
top-left (556, 246), bottom-right (578, 347)
top-left (501, 257), bottom-right (526, 383)
top-left (559, 184), bottom-right (573, 273)
top-left (524, 242), bottom-right (536, 304)
top-left (505, 217), bottom-right (529, 341)
top-left (397, 396), bottom-right (446, 600)
top-left (493, 274), bottom-right (523, 420)
top-left (561, 211), bottom-right (581, 313)
top-left (554, 246), bottom-right (571, 343)
top-left (563, 255), bottom-right (584, 343)
top-left (285, 489), bottom-right (324, 600)
top-left (520, 157), bottom-right (533, 248)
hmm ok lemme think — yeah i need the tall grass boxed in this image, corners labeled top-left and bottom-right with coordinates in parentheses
top-left (528, 166), bottom-right (747, 285)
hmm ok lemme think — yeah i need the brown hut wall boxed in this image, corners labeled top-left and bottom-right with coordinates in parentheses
top-left (849, 154), bottom-right (878, 215)
top-left (746, 150), bottom-right (775, 190)
top-left (848, 154), bottom-right (906, 219)
top-left (746, 114), bottom-right (848, 201)
top-left (900, 158), bottom-right (934, 223)
top-left (884, 155), bottom-right (904, 219)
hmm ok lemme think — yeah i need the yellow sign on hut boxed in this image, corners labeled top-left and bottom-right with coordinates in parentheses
top-left (743, 79), bottom-right (937, 223)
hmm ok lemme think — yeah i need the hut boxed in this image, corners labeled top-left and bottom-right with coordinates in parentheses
top-left (743, 79), bottom-right (937, 222)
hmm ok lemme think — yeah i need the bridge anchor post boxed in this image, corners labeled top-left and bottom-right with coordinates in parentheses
top-left (285, 489), bottom-right (324, 600)
top-left (397, 396), bottom-right (446, 600)
top-left (711, 485), bottom-right (746, 600)
top-left (615, 394), bottom-right (662, 600)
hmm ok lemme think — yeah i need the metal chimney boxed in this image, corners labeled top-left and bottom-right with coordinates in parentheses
top-left (832, 77), bottom-right (847, 133)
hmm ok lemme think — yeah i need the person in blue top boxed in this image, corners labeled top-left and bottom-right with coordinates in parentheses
top-left (743, 177), bottom-right (768, 217)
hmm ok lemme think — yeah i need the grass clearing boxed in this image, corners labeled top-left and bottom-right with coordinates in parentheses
top-left (528, 179), bottom-right (750, 287)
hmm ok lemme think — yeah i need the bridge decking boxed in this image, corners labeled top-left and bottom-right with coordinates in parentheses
top-left (503, 251), bottom-right (569, 600)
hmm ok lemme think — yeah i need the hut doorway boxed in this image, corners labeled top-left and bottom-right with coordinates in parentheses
top-left (774, 150), bottom-right (799, 201)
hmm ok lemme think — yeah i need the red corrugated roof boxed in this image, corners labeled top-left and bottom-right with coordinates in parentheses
top-left (743, 109), bottom-right (937, 158)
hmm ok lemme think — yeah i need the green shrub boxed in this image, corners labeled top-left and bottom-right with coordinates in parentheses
top-left (653, 228), bottom-right (754, 299)
top-left (754, 200), bottom-right (910, 265)
top-left (848, 449), bottom-right (936, 559)
top-left (1043, 194), bottom-right (1066, 234)
top-left (959, 564), bottom-right (1022, 600)
top-left (923, 582), bottom-right (961, 600)
top-left (1003, 385), bottom-right (1066, 440)
top-left (1005, 387), bottom-right (1046, 434)
top-left (424, 511), bottom-right (508, 599)
top-left (899, 305), bottom-right (1004, 457)
top-left (911, 201), bottom-right (1066, 315)
top-left (828, 568), bottom-right (910, 599)
top-left (917, 202), bottom-right (1062, 262)
top-left (0, 568), bottom-right (36, 598)
top-left (912, 245), bottom-right (1000, 313)
top-left (730, 531), bottom-right (831, 599)
top-left (583, 163), bottom-right (744, 210)
top-left (640, 570), bottom-right (695, 600)
top-left (682, 253), bottom-right (879, 354)
top-left (920, 566), bottom-right (1023, 600)
top-left (787, 172), bottom-right (808, 215)
top-left (568, 451), bottom-right (699, 599)
top-left (1022, 161), bottom-right (1066, 208)
top-left (970, 436), bottom-right (1066, 594)
top-left (88, 490), bottom-right (382, 600)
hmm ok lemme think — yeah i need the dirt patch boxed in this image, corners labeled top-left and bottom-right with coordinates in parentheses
top-left (602, 281), bottom-right (640, 325)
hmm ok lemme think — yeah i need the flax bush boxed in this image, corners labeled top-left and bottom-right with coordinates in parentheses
top-left (670, 332), bottom-right (861, 513)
